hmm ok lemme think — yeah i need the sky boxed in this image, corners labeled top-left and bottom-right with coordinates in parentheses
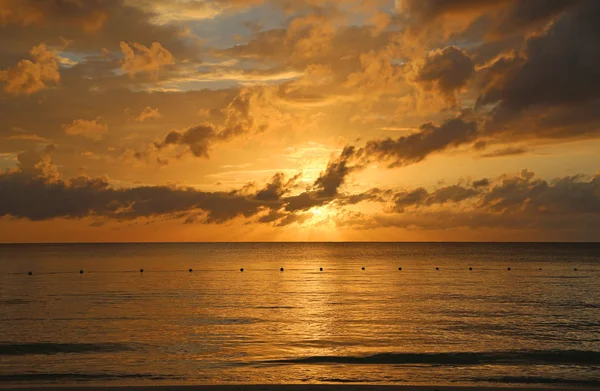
top-left (1, 0), bottom-right (599, 242)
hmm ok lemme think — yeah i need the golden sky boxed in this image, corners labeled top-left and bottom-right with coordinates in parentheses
top-left (1, 0), bottom-right (599, 242)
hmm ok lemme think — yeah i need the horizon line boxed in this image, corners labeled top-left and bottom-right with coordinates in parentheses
top-left (1, 241), bottom-right (600, 245)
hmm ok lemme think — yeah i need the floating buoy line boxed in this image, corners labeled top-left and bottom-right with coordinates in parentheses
top-left (13, 266), bottom-right (587, 275)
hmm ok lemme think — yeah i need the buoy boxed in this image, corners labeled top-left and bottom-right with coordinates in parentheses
top-left (435, 267), bottom-right (439, 271)
top-left (140, 268), bottom-right (144, 273)
top-left (280, 267), bottom-right (284, 272)
top-left (79, 270), bottom-right (84, 274)
top-left (240, 268), bottom-right (244, 272)
top-left (507, 267), bottom-right (511, 271)
top-left (319, 267), bottom-right (323, 271)
top-left (189, 268), bottom-right (193, 272)
top-left (28, 271), bottom-right (32, 276)
top-left (361, 267), bottom-right (365, 270)
top-left (398, 267), bottom-right (402, 271)
top-left (469, 267), bottom-right (473, 271)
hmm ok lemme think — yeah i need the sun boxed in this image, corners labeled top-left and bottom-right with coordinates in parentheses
top-left (309, 206), bottom-right (332, 226)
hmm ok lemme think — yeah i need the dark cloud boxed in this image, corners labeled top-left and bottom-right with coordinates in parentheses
top-left (480, 146), bottom-right (530, 158)
top-left (427, 185), bottom-right (479, 205)
top-left (336, 169), bottom-right (600, 239)
top-left (255, 172), bottom-right (300, 201)
top-left (400, 0), bottom-right (576, 37)
top-left (478, 1), bottom-right (600, 135)
top-left (283, 192), bottom-right (325, 212)
top-left (392, 188), bottom-right (428, 212)
top-left (337, 188), bottom-right (392, 206)
top-left (142, 87), bottom-right (274, 162)
top-left (472, 178), bottom-right (490, 188)
top-left (495, 0), bottom-right (581, 35)
top-left (154, 125), bottom-right (217, 158)
top-left (0, 151), bottom-right (337, 228)
top-left (0, 0), bottom-right (109, 32)
top-left (0, 151), bottom-right (284, 223)
top-left (3, 149), bottom-right (600, 239)
top-left (400, 0), bottom-right (507, 22)
top-left (416, 46), bottom-right (474, 100)
top-left (480, 170), bottom-right (600, 215)
top-left (357, 117), bottom-right (478, 168)
top-left (313, 146), bottom-right (356, 197)
top-left (392, 185), bottom-right (479, 212)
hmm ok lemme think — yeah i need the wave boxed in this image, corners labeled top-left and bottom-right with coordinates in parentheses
top-left (0, 342), bottom-right (135, 356)
top-left (478, 376), bottom-right (600, 387)
top-left (0, 373), bottom-right (175, 382)
top-left (263, 350), bottom-right (600, 366)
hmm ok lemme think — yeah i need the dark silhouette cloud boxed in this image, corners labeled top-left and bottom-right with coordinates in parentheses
top-left (495, 0), bottom-right (581, 34)
top-left (0, 151), bottom-right (285, 223)
top-left (141, 87), bottom-right (275, 162)
top-left (472, 178), bottom-right (490, 188)
top-left (478, 1), bottom-right (600, 135)
top-left (313, 146), bottom-right (356, 197)
top-left (336, 170), bottom-right (600, 239)
top-left (480, 146), bottom-right (530, 158)
top-left (392, 185), bottom-right (479, 212)
top-left (255, 172), bottom-right (300, 201)
top-left (358, 117), bottom-right (478, 168)
top-left (400, 0), bottom-right (577, 36)
top-left (416, 46), bottom-right (474, 100)
top-left (154, 125), bottom-right (217, 158)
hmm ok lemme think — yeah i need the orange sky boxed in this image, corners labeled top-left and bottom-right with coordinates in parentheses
top-left (1, 0), bottom-right (599, 242)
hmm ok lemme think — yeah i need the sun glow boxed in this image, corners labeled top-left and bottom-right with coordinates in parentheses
top-left (309, 206), bottom-right (332, 226)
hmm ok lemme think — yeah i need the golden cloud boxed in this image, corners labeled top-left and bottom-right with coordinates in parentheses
top-left (119, 41), bottom-right (174, 77)
top-left (0, 43), bottom-right (59, 95)
top-left (62, 118), bottom-right (108, 141)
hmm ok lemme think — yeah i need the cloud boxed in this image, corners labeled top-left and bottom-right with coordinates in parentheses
top-left (335, 169), bottom-right (600, 239)
top-left (3, 149), bottom-right (600, 239)
top-left (470, 1), bottom-right (600, 143)
top-left (472, 178), bottom-right (490, 188)
top-left (143, 86), bottom-right (286, 162)
top-left (416, 46), bottom-right (474, 101)
top-left (255, 172), bottom-right (300, 201)
top-left (154, 124), bottom-right (217, 158)
top-left (120, 41), bottom-right (174, 77)
top-left (0, 151), bottom-right (283, 223)
top-left (313, 146), bottom-right (357, 197)
top-left (398, 0), bottom-right (575, 39)
top-left (494, 0), bottom-right (580, 35)
top-left (357, 116), bottom-right (479, 168)
top-left (480, 146), bottom-right (530, 158)
top-left (126, 0), bottom-right (265, 24)
top-left (478, 2), bottom-right (600, 113)
top-left (136, 106), bottom-right (162, 122)
top-left (398, 0), bottom-right (507, 22)
top-left (392, 185), bottom-right (479, 212)
top-left (0, 43), bottom-right (59, 95)
top-left (62, 118), bottom-right (108, 141)
top-left (0, 0), bottom-right (108, 32)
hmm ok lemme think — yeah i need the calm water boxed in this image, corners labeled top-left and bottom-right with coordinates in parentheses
top-left (1, 243), bottom-right (599, 388)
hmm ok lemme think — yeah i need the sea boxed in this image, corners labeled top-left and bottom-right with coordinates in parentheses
top-left (1, 242), bottom-right (599, 388)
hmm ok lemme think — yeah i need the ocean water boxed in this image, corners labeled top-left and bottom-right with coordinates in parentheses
top-left (1, 242), bottom-right (599, 388)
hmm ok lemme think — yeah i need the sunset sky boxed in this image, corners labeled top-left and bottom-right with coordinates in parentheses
top-left (1, 0), bottom-right (599, 242)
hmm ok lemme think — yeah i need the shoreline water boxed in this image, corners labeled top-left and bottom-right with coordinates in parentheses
top-left (2, 243), bottom-right (599, 388)
top-left (0, 385), bottom-right (597, 391)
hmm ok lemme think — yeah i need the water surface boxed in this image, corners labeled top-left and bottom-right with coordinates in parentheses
top-left (1, 243), bottom-right (599, 387)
